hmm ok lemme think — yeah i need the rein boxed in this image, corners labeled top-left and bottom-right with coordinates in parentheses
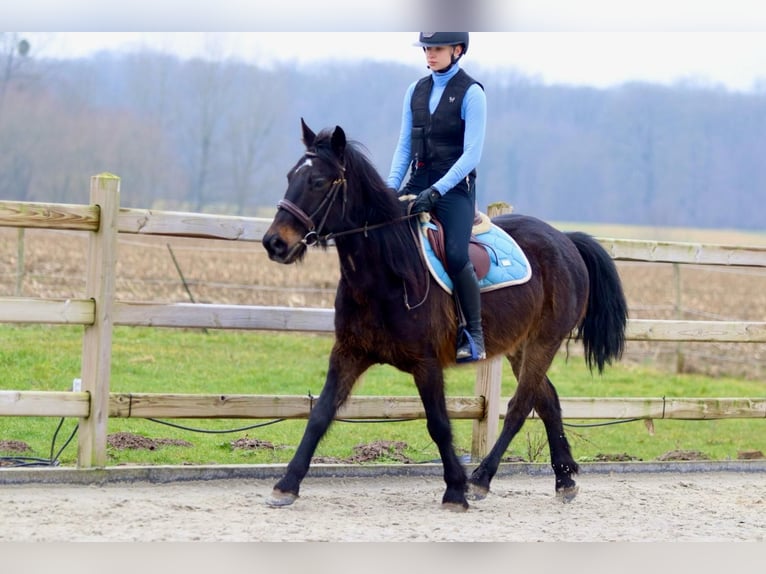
top-left (323, 213), bottom-right (419, 241)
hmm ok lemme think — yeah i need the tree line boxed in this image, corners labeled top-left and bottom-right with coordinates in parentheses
top-left (2, 34), bottom-right (765, 231)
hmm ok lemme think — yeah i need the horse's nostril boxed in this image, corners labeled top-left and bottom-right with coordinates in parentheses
top-left (263, 234), bottom-right (287, 259)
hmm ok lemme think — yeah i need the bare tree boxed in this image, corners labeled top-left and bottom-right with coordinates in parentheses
top-left (0, 33), bottom-right (31, 112)
top-left (179, 59), bottom-right (225, 211)
top-left (222, 66), bottom-right (283, 215)
top-left (0, 34), bottom-right (33, 200)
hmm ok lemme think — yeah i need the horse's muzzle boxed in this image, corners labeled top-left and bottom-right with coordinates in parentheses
top-left (262, 230), bottom-right (303, 264)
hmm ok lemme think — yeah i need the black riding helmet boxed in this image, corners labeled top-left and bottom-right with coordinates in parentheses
top-left (414, 32), bottom-right (469, 56)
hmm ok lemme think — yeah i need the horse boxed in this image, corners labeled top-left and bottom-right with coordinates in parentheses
top-left (262, 119), bottom-right (628, 511)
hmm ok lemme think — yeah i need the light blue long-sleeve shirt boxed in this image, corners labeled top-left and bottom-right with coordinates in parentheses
top-left (386, 63), bottom-right (486, 195)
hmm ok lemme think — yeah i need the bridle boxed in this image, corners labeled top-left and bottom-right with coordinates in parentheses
top-left (275, 150), bottom-right (430, 309)
top-left (276, 151), bottom-right (417, 248)
top-left (277, 180), bottom-right (348, 248)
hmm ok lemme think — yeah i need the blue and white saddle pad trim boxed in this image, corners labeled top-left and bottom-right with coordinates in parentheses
top-left (419, 214), bottom-right (532, 294)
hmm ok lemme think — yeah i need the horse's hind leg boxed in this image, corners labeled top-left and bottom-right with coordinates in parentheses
top-left (468, 342), bottom-right (564, 501)
top-left (467, 390), bottom-right (534, 501)
top-left (535, 376), bottom-right (579, 502)
top-left (267, 350), bottom-right (370, 507)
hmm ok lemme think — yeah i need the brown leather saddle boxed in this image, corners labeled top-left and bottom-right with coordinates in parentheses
top-left (425, 214), bottom-right (491, 280)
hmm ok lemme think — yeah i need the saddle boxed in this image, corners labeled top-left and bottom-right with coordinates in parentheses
top-left (425, 213), bottom-right (492, 280)
top-left (417, 211), bottom-right (532, 295)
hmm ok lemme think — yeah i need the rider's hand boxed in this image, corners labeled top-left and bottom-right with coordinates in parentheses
top-left (411, 187), bottom-right (441, 214)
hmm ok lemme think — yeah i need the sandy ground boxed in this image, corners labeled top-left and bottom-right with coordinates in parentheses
top-left (1, 470), bottom-right (764, 542)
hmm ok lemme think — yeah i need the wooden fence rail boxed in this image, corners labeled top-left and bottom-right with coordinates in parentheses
top-left (3, 391), bottom-right (764, 421)
top-left (4, 299), bottom-right (766, 343)
top-left (1, 175), bottom-right (765, 468)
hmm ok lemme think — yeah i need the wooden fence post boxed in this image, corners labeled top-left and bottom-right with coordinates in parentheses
top-left (15, 228), bottom-right (24, 296)
top-left (77, 173), bottom-right (120, 468)
top-left (673, 263), bottom-right (685, 373)
top-left (471, 202), bottom-right (513, 461)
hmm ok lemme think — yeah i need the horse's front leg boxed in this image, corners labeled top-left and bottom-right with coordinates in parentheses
top-left (414, 362), bottom-right (469, 511)
top-left (267, 349), bottom-right (370, 507)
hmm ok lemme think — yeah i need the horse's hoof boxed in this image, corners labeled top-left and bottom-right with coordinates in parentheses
top-left (556, 485), bottom-right (579, 503)
top-left (466, 483), bottom-right (489, 501)
top-left (442, 501), bottom-right (469, 513)
top-left (266, 489), bottom-right (298, 507)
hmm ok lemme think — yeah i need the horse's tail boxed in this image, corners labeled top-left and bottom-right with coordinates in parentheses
top-left (567, 231), bottom-right (629, 374)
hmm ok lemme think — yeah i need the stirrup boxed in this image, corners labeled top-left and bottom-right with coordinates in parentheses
top-left (456, 327), bottom-right (486, 363)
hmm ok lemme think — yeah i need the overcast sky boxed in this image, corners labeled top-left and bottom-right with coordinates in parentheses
top-left (19, 31), bottom-right (766, 92)
top-left (12, 1), bottom-right (766, 92)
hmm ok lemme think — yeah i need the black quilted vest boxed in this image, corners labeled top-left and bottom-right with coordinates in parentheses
top-left (408, 68), bottom-right (482, 193)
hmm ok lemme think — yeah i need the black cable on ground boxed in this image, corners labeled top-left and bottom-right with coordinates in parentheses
top-left (564, 418), bottom-right (642, 428)
top-left (146, 417), bottom-right (286, 434)
top-left (0, 417), bottom-right (78, 468)
top-left (0, 403), bottom-right (645, 468)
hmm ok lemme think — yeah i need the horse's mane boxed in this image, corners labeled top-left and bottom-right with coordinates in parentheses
top-left (311, 129), bottom-right (424, 288)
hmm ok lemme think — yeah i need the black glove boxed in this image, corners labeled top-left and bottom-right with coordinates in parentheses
top-left (411, 187), bottom-right (441, 214)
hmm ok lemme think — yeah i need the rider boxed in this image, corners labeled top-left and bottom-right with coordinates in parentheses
top-left (386, 32), bottom-right (487, 362)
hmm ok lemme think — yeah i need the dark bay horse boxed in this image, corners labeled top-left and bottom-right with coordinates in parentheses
top-left (262, 119), bottom-right (628, 510)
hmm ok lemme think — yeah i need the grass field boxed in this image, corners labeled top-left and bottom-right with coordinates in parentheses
top-left (1, 324), bottom-right (764, 467)
top-left (0, 222), bottom-right (764, 467)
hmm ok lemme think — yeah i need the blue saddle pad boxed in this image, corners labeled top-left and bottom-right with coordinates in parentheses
top-left (419, 218), bottom-right (532, 294)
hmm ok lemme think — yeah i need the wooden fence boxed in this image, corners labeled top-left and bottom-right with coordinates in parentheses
top-left (1, 174), bottom-right (765, 467)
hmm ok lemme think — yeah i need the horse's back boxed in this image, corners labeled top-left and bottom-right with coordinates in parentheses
top-left (491, 213), bottom-right (576, 256)
top-left (490, 212), bottom-right (589, 306)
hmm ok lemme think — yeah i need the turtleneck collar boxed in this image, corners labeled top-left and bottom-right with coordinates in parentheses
top-left (431, 62), bottom-right (460, 86)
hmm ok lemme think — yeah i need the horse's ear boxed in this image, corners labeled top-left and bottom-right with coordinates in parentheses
top-left (331, 125), bottom-right (346, 159)
top-left (301, 118), bottom-right (316, 149)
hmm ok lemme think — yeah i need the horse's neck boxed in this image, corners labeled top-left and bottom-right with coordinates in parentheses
top-left (336, 240), bottom-right (386, 282)
top-left (334, 190), bottom-right (419, 297)
top-left (335, 237), bottom-right (397, 295)
top-left (334, 225), bottom-right (427, 311)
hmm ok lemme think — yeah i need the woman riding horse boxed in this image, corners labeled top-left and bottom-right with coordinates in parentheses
top-left (263, 119), bottom-right (628, 511)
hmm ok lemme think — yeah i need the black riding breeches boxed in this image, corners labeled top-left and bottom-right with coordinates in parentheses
top-left (431, 187), bottom-right (475, 277)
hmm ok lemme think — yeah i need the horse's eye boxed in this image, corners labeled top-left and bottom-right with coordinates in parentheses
top-left (312, 177), bottom-right (329, 190)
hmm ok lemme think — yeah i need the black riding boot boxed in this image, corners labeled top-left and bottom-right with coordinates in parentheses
top-left (453, 262), bottom-right (486, 362)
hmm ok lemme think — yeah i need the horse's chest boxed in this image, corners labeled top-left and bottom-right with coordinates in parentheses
top-left (342, 303), bottom-right (390, 333)
top-left (337, 297), bottom-right (411, 345)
